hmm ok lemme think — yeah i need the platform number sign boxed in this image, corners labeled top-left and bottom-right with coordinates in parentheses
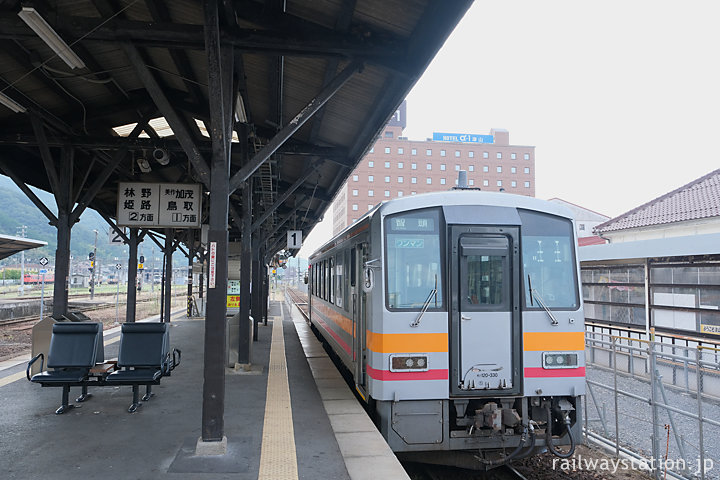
top-left (287, 230), bottom-right (302, 250)
top-left (109, 228), bottom-right (125, 245)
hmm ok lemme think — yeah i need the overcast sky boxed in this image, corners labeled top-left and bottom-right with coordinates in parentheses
top-left (299, 1), bottom-right (720, 257)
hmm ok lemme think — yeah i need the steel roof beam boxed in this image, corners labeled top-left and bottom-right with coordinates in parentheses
top-left (122, 43), bottom-right (211, 189)
top-left (228, 59), bottom-right (361, 195)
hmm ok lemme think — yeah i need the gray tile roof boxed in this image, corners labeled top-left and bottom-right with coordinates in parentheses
top-left (595, 169), bottom-right (720, 234)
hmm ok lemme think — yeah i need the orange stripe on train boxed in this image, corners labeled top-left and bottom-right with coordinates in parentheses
top-left (523, 331), bottom-right (584, 351)
top-left (366, 331), bottom-right (448, 353)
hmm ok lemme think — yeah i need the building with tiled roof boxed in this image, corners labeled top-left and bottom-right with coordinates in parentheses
top-left (594, 169), bottom-right (720, 243)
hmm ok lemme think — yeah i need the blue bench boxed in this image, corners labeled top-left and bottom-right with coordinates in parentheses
top-left (27, 322), bottom-right (180, 414)
top-left (105, 323), bottom-right (180, 412)
top-left (27, 322), bottom-right (102, 414)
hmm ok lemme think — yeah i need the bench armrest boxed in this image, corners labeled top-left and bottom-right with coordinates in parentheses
top-left (26, 353), bottom-right (44, 381)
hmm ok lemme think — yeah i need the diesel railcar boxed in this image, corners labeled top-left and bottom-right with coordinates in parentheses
top-left (308, 189), bottom-right (585, 468)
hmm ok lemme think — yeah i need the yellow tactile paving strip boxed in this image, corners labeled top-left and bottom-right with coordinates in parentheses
top-left (258, 315), bottom-right (299, 480)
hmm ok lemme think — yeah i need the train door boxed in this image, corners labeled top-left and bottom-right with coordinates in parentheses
top-left (352, 243), bottom-right (368, 396)
top-left (450, 226), bottom-right (521, 396)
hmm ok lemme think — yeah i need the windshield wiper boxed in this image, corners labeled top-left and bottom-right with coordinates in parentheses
top-left (528, 275), bottom-right (558, 326)
top-left (410, 275), bottom-right (437, 328)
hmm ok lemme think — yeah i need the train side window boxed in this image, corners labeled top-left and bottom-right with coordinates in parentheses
top-left (384, 208), bottom-right (444, 310)
top-left (350, 248), bottom-right (356, 287)
top-left (336, 256), bottom-right (344, 308)
top-left (330, 257), bottom-right (335, 304)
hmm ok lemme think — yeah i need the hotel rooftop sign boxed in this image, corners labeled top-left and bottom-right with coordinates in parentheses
top-left (432, 132), bottom-right (494, 144)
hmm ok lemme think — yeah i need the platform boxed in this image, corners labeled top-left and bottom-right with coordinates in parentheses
top-left (0, 291), bottom-right (408, 480)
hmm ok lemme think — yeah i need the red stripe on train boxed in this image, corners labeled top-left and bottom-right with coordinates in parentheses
top-left (313, 310), bottom-right (352, 356)
top-left (524, 367), bottom-right (586, 378)
top-left (366, 365), bottom-right (448, 381)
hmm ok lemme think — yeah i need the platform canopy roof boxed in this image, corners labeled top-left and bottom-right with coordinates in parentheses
top-left (0, 0), bottom-right (472, 255)
top-left (0, 234), bottom-right (47, 261)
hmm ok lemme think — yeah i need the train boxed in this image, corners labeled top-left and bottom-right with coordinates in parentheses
top-left (307, 187), bottom-right (585, 469)
top-left (23, 273), bottom-right (54, 284)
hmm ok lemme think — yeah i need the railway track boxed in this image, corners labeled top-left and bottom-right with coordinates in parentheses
top-left (0, 293), bottom-right (185, 330)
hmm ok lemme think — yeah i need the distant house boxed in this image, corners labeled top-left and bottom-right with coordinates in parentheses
top-left (594, 169), bottom-right (720, 243)
top-left (547, 198), bottom-right (609, 246)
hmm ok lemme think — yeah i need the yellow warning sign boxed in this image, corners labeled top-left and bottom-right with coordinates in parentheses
top-left (227, 295), bottom-right (240, 308)
top-left (138, 263), bottom-right (144, 270)
top-left (701, 324), bottom-right (720, 335)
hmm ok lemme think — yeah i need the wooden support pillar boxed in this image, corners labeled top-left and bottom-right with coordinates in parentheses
top-left (163, 229), bottom-right (173, 322)
top-left (238, 183), bottom-right (252, 363)
top-left (126, 229), bottom-right (139, 322)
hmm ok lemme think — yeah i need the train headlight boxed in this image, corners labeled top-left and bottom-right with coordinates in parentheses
top-left (542, 352), bottom-right (578, 369)
top-left (390, 354), bottom-right (430, 372)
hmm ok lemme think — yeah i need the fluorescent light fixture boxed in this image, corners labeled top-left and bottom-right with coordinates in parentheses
top-left (17, 6), bottom-right (86, 70)
top-left (234, 95), bottom-right (247, 123)
top-left (0, 92), bottom-right (27, 113)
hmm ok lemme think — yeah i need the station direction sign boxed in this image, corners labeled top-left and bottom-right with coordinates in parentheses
top-left (117, 183), bottom-right (202, 228)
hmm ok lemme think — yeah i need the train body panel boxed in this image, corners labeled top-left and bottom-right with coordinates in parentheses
top-left (308, 190), bottom-right (585, 468)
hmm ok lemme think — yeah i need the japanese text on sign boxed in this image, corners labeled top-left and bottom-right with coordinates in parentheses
top-left (117, 183), bottom-right (202, 228)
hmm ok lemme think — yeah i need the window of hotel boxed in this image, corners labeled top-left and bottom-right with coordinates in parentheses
top-left (483, 166), bottom-right (489, 172)
top-left (469, 151), bottom-right (475, 158)
top-left (368, 161), bottom-right (374, 167)
top-left (398, 148), bottom-right (404, 154)
top-left (398, 176), bottom-right (404, 183)
top-left (511, 167), bottom-right (517, 174)
top-left (384, 147), bottom-right (390, 154)
top-left (426, 149), bottom-right (432, 156)
top-left (524, 167), bottom-right (530, 174)
top-left (483, 180), bottom-right (489, 186)
top-left (483, 152), bottom-right (489, 158)
top-left (352, 204), bottom-right (358, 211)
top-left (385, 190), bottom-right (390, 197)
top-left (385, 161), bottom-right (390, 168)
top-left (497, 166), bottom-right (502, 173)
top-left (385, 176), bottom-right (390, 183)
top-left (455, 150), bottom-right (460, 157)
top-left (398, 191), bottom-right (404, 197)
top-left (368, 175), bottom-right (374, 182)
top-left (524, 153), bottom-right (530, 160)
top-left (497, 180), bottom-right (503, 187)
top-left (385, 131), bottom-right (393, 138)
top-left (368, 205), bottom-right (374, 211)
top-left (426, 178), bottom-right (432, 184)
top-left (455, 164), bottom-right (460, 171)
top-left (353, 175), bottom-right (358, 181)
top-left (411, 163), bottom-right (417, 170)
top-left (440, 178), bottom-right (446, 185)
top-left (497, 153), bottom-right (502, 159)
top-left (511, 153), bottom-right (516, 159)
top-left (441, 164), bottom-right (446, 171)
top-left (525, 181), bottom-right (531, 188)
top-left (369, 147), bottom-right (374, 153)
top-left (511, 181), bottom-right (517, 187)
top-left (440, 150), bottom-right (446, 157)
top-left (411, 191), bottom-right (417, 195)
top-left (468, 165), bottom-right (474, 172)
top-left (469, 179), bottom-right (475, 186)
top-left (368, 189), bottom-right (374, 196)
top-left (352, 189), bottom-right (358, 196)
top-left (411, 149), bottom-right (417, 155)
top-left (398, 162), bottom-right (404, 169)
top-left (411, 177), bottom-right (417, 184)
top-left (426, 163), bottom-right (432, 170)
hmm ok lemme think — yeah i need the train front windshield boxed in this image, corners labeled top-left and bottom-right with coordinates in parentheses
top-left (385, 208), bottom-right (443, 309)
top-left (519, 210), bottom-right (579, 310)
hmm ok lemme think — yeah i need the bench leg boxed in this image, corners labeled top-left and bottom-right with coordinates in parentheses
top-left (141, 385), bottom-right (154, 402)
top-left (128, 385), bottom-right (141, 413)
top-left (76, 384), bottom-right (93, 403)
top-left (56, 385), bottom-right (76, 415)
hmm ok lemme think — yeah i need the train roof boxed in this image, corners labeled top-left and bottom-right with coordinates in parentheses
top-left (310, 190), bottom-right (575, 259)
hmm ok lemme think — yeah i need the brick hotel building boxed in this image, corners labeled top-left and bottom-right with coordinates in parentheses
top-left (332, 102), bottom-right (536, 234)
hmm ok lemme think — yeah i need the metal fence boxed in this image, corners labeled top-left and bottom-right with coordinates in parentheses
top-left (585, 331), bottom-right (720, 480)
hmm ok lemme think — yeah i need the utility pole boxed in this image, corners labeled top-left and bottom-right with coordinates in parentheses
top-left (90, 229), bottom-right (98, 299)
top-left (17, 225), bottom-right (26, 295)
